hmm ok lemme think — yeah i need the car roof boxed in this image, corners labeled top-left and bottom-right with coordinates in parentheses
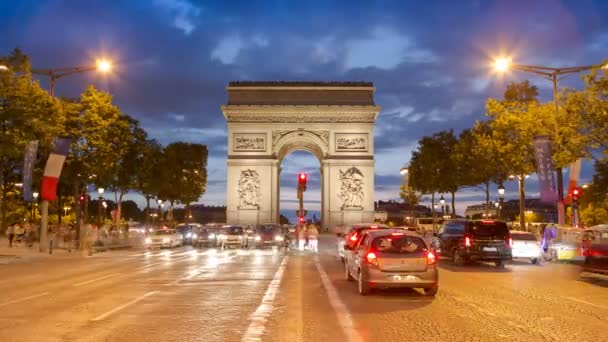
top-left (510, 230), bottom-right (534, 234)
top-left (364, 229), bottom-right (422, 238)
top-left (350, 223), bottom-right (390, 229)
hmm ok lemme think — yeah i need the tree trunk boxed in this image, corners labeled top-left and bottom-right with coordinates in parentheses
top-left (0, 160), bottom-right (5, 235)
top-left (431, 192), bottom-right (436, 232)
top-left (75, 182), bottom-right (83, 249)
top-left (185, 203), bottom-right (190, 224)
top-left (450, 191), bottom-right (456, 218)
top-left (484, 181), bottom-right (490, 216)
top-left (116, 191), bottom-right (124, 227)
top-left (519, 177), bottom-right (526, 231)
top-left (145, 195), bottom-right (151, 225)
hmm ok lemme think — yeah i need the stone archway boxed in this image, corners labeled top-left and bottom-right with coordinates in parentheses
top-left (222, 81), bottom-right (381, 229)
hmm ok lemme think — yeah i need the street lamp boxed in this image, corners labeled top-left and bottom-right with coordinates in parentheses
top-left (97, 188), bottom-right (105, 226)
top-left (439, 195), bottom-right (445, 218)
top-left (63, 206), bottom-right (71, 217)
top-left (0, 65), bottom-right (8, 71)
top-left (31, 191), bottom-right (39, 222)
top-left (493, 56), bottom-right (607, 225)
top-left (157, 199), bottom-right (163, 223)
top-left (32, 58), bottom-right (113, 97)
top-left (497, 184), bottom-right (505, 219)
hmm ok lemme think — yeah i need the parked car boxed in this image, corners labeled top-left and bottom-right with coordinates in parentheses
top-left (192, 224), bottom-right (223, 247)
top-left (438, 219), bottom-right (512, 268)
top-left (337, 223), bottom-right (390, 262)
top-left (218, 225), bottom-right (247, 248)
top-left (251, 223), bottom-right (284, 248)
top-left (145, 228), bottom-right (183, 249)
top-left (344, 229), bottom-right (438, 296)
top-left (582, 225), bottom-right (608, 275)
top-left (510, 230), bottom-right (541, 264)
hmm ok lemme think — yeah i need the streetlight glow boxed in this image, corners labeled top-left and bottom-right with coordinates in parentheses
top-left (493, 57), bottom-right (512, 73)
top-left (497, 185), bottom-right (505, 197)
top-left (96, 59), bottom-right (112, 73)
top-left (33, 192), bottom-right (39, 200)
top-left (0, 65), bottom-right (8, 71)
top-left (97, 187), bottom-right (105, 195)
top-left (400, 167), bottom-right (408, 175)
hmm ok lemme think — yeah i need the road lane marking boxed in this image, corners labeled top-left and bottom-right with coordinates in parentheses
top-left (314, 256), bottom-right (363, 342)
top-left (73, 274), bottom-right (120, 287)
top-left (0, 292), bottom-right (49, 307)
top-left (241, 256), bottom-right (288, 342)
top-left (564, 296), bottom-right (608, 310)
top-left (91, 291), bottom-right (159, 321)
top-left (135, 255), bottom-right (190, 270)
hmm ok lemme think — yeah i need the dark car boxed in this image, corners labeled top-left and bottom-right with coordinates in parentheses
top-left (438, 219), bottom-right (512, 267)
top-left (252, 223), bottom-right (284, 248)
top-left (176, 224), bottom-right (198, 244)
top-left (192, 224), bottom-right (222, 247)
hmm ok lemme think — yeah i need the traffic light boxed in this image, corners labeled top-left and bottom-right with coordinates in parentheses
top-left (298, 173), bottom-right (307, 186)
top-left (572, 187), bottom-right (581, 203)
top-left (299, 216), bottom-right (305, 224)
top-left (79, 194), bottom-right (85, 203)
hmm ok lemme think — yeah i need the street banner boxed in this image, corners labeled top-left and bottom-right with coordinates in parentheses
top-left (563, 158), bottom-right (582, 205)
top-left (40, 137), bottom-right (72, 201)
top-left (533, 136), bottom-right (558, 204)
top-left (22, 140), bottom-right (39, 201)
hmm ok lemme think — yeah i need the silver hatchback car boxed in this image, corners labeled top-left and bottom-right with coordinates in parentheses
top-left (344, 229), bottom-right (438, 296)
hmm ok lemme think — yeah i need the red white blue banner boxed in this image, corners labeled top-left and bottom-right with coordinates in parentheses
top-left (533, 136), bottom-right (558, 204)
top-left (22, 140), bottom-right (38, 201)
top-left (40, 137), bottom-right (72, 201)
top-left (564, 158), bottom-right (582, 205)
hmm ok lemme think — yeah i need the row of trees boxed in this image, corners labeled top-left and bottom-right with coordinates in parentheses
top-left (407, 65), bottom-right (608, 228)
top-left (0, 49), bottom-right (208, 233)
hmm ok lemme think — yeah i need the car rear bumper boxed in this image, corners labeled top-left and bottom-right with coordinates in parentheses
top-left (364, 267), bottom-right (438, 288)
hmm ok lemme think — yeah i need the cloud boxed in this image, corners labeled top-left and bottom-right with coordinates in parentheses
top-left (154, 0), bottom-right (201, 35)
top-left (211, 35), bottom-right (244, 64)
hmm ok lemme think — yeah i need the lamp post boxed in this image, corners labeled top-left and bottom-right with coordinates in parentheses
top-left (493, 57), bottom-right (607, 226)
top-left (157, 199), bottom-right (163, 224)
top-left (497, 184), bottom-right (505, 219)
top-left (32, 59), bottom-right (112, 97)
top-left (31, 192), bottom-right (39, 223)
top-left (63, 206), bottom-right (71, 217)
top-left (439, 196), bottom-right (445, 218)
top-left (97, 188), bottom-right (104, 227)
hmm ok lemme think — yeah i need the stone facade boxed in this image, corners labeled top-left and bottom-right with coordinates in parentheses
top-left (223, 82), bottom-right (381, 229)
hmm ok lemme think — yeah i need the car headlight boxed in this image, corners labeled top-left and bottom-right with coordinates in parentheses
top-left (275, 235), bottom-right (284, 242)
top-left (192, 233), bottom-right (198, 239)
top-left (186, 232), bottom-right (192, 238)
top-left (255, 235), bottom-right (261, 241)
top-left (209, 233), bottom-right (216, 239)
top-left (162, 238), bottom-right (170, 243)
top-left (145, 237), bottom-right (152, 244)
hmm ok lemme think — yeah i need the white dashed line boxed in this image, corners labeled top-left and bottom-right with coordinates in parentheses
top-left (314, 256), bottom-right (363, 342)
top-left (73, 273), bottom-right (119, 287)
top-left (564, 296), bottom-right (608, 310)
top-left (241, 256), bottom-right (288, 342)
top-left (91, 291), bottom-right (159, 321)
top-left (0, 292), bottom-right (49, 307)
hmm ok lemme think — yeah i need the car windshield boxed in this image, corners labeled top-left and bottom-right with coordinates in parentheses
top-left (372, 235), bottom-right (427, 254)
top-left (153, 230), bottom-right (174, 235)
top-left (470, 221), bottom-right (509, 238)
top-left (226, 227), bottom-right (243, 234)
top-left (511, 233), bottom-right (537, 241)
top-left (258, 225), bottom-right (280, 233)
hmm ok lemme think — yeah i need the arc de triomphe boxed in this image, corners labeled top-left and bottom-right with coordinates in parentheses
top-left (222, 81), bottom-right (381, 229)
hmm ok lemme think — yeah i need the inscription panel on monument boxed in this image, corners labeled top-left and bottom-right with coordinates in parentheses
top-left (335, 133), bottom-right (368, 152)
top-left (233, 133), bottom-right (266, 152)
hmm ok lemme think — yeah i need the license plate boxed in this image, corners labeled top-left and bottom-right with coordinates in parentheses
top-left (393, 275), bottom-right (419, 281)
top-left (483, 247), bottom-right (498, 252)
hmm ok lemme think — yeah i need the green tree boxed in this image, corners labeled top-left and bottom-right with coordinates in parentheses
top-left (157, 142), bottom-right (208, 224)
top-left (134, 139), bottom-right (163, 222)
top-left (0, 48), bottom-right (64, 232)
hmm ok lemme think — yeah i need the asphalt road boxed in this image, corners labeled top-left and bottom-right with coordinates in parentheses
top-left (0, 237), bottom-right (607, 342)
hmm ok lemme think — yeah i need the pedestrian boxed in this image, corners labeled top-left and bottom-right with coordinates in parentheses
top-left (7, 223), bottom-right (16, 248)
top-left (15, 223), bottom-right (25, 243)
top-left (298, 226), bottom-right (306, 251)
top-left (308, 224), bottom-right (319, 253)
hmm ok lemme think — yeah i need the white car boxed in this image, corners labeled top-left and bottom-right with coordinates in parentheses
top-left (145, 229), bottom-right (183, 249)
top-left (510, 230), bottom-right (541, 264)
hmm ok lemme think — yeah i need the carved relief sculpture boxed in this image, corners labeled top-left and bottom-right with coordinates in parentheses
top-left (339, 167), bottom-right (364, 209)
top-left (234, 134), bottom-right (266, 151)
top-left (335, 133), bottom-right (368, 151)
top-left (238, 169), bottom-right (261, 209)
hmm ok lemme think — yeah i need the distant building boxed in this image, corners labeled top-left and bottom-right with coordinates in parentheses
top-left (465, 199), bottom-right (557, 222)
top-left (190, 205), bottom-right (227, 224)
top-left (374, 200), bottom-right (434, 225)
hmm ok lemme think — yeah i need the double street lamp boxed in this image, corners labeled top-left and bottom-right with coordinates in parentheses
top-left (493, 57), bottom-right (607, 225)
top-left (497, 185), bottom-right (505, 219)
top-left (439, 195), bottom-right (446, 218)
top-left (97, 188), bottom-right (105, 227)
top-left (33, 59), bottom-right (112, 97)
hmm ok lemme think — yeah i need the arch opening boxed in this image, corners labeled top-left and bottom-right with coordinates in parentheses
top-left (279, 150), bottom-right (321, 225)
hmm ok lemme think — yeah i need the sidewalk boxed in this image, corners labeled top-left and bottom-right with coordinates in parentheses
top-left (0, 238), bottom-right (82, 264)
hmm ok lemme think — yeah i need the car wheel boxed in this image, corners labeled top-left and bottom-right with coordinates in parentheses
top-left (453, 249), bottom-right (465, 266)
top-left (495, 260), bottom-right (504, 268)
top-left (358, 271), bottom-right (370, 295)
top-left (424, 285), bottom-right (438, 297)
top-left (531, 258), bottom-right (538, 265)
top-left (345, 262), bottom-right (354, 282)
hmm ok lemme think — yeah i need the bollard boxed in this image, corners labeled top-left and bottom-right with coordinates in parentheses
top-left (49, 239), bottom-right (53, 255)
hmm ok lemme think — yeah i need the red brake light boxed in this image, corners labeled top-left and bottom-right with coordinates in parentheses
top-left (508, 237), bottom-right (513, 248)
top-left (390, 232), bottom-right (404, 236)
top-left (427, 251), bottom-right (436, 265)
top-left (366, 252), bottom-right (378, 265)
top-left (482, 220), bottom-right (495, 223)
top-left (349, 234), bottom-right (358, 242)
top-left (465, 236), bottom-right (471, 247)
top-left (370, 225), bottom-right (378, 229)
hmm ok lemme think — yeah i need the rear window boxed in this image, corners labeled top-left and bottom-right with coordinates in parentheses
top-left (470, 222), bottom-right (509, 238)
top-left (226, 227), bottom-right (243, 234)
top-left (511, 233), bottom-right (537, 241)
top-left (259, 225), bottom-right (280, 233)
top-left (372, 235), bottom-right (427, 254)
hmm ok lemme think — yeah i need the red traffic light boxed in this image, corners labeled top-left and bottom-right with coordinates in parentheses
top-left (572, 187), bottom-right (581, 197)
top-left (298, 172), bottom-right (307, 185)
top-left (299, 216), bottom-right (305, 223)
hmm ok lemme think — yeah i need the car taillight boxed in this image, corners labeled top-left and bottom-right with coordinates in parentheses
top-left (365, 252), bottom-right (378, 265)
top-left (427, 251), bottom-right (436, 265)
top-left (349, 234), bottom-right (358, 242)
top-left (508, 237), bottom-right (513, 248)
top-left (465, 236), bottom-right (471, 247)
